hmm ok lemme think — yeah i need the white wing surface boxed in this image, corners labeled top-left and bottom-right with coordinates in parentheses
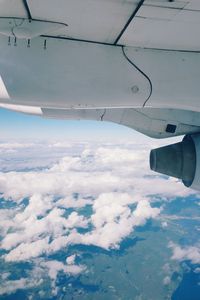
top-left (1, 0), bottom-right (199, 51)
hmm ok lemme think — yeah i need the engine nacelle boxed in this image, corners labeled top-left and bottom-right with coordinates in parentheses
top-left (150, 134), bottom-right (200, 190)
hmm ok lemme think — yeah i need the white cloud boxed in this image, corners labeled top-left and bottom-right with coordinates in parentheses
top-left (163, 276), bottom-right (171, 285)
top-left (38, 259), bottom-right (86, 295)
top-left (132, 200), bottom-right (161, 227)
top-left (42, 260), bottom-right (85, 279)
top-left (0, 278), bottom-right (42, 296)
top-left (0, 142), bottom-right (194, 202)
top-left (57, 197), bottom-right (93, 208)
top-left (0, 142), bottom-right (34, 150)
top-left (169, 242), bottom-right (200, 264)
top-left (53, 197), bottom-right (161, 251)
top-left (4, 237), bottom-right (50, 262)
top-left (161, 221), bottom-right (168, 228)
top-left (1, 193), bottom-right (161, 259)
top-left (1, 208), bottom-right (88, 254)
top-left (66, 254), bottom-right (76, 265)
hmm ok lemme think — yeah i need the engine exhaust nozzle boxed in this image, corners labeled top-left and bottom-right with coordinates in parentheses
top-left (150, 135), bottom-right (196, 187)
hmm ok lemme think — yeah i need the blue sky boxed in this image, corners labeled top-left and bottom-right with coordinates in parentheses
top-left (0, 107), bottom-right (142, 141)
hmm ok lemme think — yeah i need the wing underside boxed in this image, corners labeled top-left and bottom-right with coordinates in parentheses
top-left (1, 0), bottom-right (200, 51)
top-left (1, 0), bottom-right (200, 140)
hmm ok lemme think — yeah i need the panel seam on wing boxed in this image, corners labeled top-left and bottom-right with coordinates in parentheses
top-left (121, 46), bottom-right (152, 107)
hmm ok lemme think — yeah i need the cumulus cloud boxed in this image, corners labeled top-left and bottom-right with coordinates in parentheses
top-left (1, 208), bottom-right (88, 255)
top-left (39, 259), bottom-right (86, 295)
top-left (66, 254), bottom-right (76, 265)
top-left (0, 278), bottom-right (43, 296)
top-left (57, 197), bottom-right (93, 208)
top-left (4, 238), bottom-right (50, 262)
top-left (169, 242), bottom-right (200, 264)
top-left (42, 260), bottom-right (85, 279)
top-left (1, 194), bottom-right (161, 260)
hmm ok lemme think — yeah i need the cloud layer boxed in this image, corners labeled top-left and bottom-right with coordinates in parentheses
top-left (0, 140), bottom-right (197, 296)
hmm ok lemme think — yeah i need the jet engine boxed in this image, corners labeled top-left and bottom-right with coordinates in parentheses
top-left (150, 134), bottom-right (200, 190)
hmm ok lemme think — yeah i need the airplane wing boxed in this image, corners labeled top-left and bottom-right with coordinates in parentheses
top-left (1, 0), bottom-right (200, 190)
top-left (1, 0), bottom-right (199, 50)
top-left (0, 0), bottom-right (143, 44)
